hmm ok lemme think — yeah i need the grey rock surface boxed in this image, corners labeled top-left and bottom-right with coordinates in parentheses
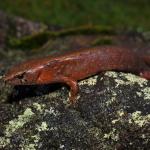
top-left (0, 71), bottom-right (150, 150)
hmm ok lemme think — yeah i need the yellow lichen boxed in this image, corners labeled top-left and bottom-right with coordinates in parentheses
top-left (105, 71), bottom-right (118, 78)
top-left (33, 102), bottom-right (45, 113)
top-left (5, 108), bottom-right (35, 137)
top-left (105, 71), bottom-right (148, 87)
top-left (129, 111), bottom-right (150, 127)
top-left (103, 128), bottom-right (119, 141)
top-left (136, 91), bottom-right (142, 97)
top-left (117, 109), bottom-right (125, 117)
top-left (0, 108), bottom-right (35, 148)
top-left (124, 73), bottom-right (147, 87)
top-left (141, 87), bottom-right (150, 101)
top-left (0, 138), bottom-right (10, 148)
top-left (37, 122), bottom-right (49, 132)
top-left (44, 107), bottom-right (60, 116)
top-left (20, 134), bottom-right (40, 150)
top-left (106, 91), bottom-right (117, 106)
top-left (47, 91), bottom-right (60, 98)
top-left (111, 110), bottom-right (125, 125)
top-left (79, 75), bottom-right (98, 86)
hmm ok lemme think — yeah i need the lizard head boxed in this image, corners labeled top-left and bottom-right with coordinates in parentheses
top-left (4, 57), bottom-right (61, 85)
top-left (3, 60), bottom-right (42, 85)
top-left (4, 68), bottom-right (40, 85)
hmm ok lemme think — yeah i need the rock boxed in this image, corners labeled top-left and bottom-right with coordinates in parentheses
top-left (0, 10), bottom-right (47, 49)
top-left (0, 71), bottom-right (150, 149)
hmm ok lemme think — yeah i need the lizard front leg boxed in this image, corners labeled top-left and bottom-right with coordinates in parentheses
top-left (37, 71), bottom-right (79, 104)
top-left (57, 76), bottom-right (79, 105)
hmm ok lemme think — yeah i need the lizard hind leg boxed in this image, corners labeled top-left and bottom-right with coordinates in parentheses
top-left (140, 70), bottom-right (150, 80)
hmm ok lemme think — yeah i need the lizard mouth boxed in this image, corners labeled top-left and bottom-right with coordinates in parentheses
top-left (3, 75), bottom-right (18, 85)
top-left (3, 75), bottom-right (10, 82)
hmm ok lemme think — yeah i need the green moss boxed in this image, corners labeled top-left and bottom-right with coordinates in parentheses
top-left (8, 25), bottom-right (116, 49)
top-left (0, 0), bottom-right (150, 29)
top-left (91, 37), bottom-right (114, 46)
top-left (8, 32), bottom-right (50, 49)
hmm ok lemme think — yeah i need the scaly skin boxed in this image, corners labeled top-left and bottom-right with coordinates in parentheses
top-left (4, 46), bottom-right (150, 104)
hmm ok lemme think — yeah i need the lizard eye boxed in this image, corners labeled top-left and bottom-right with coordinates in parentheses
top-left (17, 73), bottom-right (24, 79)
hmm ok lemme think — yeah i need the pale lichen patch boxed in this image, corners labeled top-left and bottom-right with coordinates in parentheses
top-left (37, 122), bottom-right (49, 132)
top-left (59, 144), bottom-right (65, 149)
top-left (105, 71), bottom-right (126, 87)
top-left (107, 110), bottom-right (150, 144)
top-left (5, 108), bottom-right (35, 137)
top-left (105, 71), bottom-right (148, 87)
top-left (33, 102), bottom-right (45, 113)
top-left (103, 128), bottom-right (119, 141)
top-left (19, 121), bottom-right (52, 150)
top-left (20, 121), bottom-right (55, 150)
top-left (0, 138), bottom-right (10, 148)
top-left (105, 111), bottom-right (127, 140)
top-left (117, 109), bottom-right (125, 117)
top-left (105, 71), bottom-right (118, 78)
top-left (0, 108), bottom-right (35, 148)
top-left (123, 73), bottom-right (147, 87)
top-left (111, 119), bottom-right (119, 124)
top-left (136, 91), bottom-right (142, 97)
top-left (129, 111), bottom-right (150, 127)
top-left (111, 110), bottom-right (150, 128)
top-left (106, 91), bottom-right (117, 106)
top-left (111, 109), bottom-right (125, 124)
top-left (20, 134), bottom-right (40, 150)
top-left (24, 143), bottom-right (36, 150)
top-left (88, 127), bottom-right (102, 142)
top-left (49, 127), bottom-right (58, 131)
top-left (44, 107), bottom-right (60, 116)
top-left (79, 75), bottom-right (98, 86)
top-left (141, 134), bottom-right (146, 139)
top-left (114, 79), bottom-right (125, 87)
top-left (47, 91), bottom-right (61, 98)
top-left (141, 87), bottom-right (150, 101)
